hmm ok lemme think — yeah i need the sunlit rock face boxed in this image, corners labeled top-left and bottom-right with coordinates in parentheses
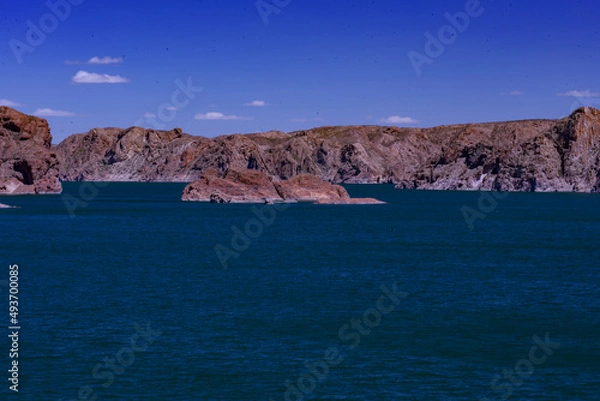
top-left (56, 108), bottom-right (600, 192)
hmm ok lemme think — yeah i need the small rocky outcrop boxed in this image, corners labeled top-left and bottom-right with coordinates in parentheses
top-left (0, 107), bottom-right (62, 194)
top-left (314, 197), bottom-right (385, 205)
top-left (182, 168), bottom-right (282, 203)
top-left (273, 174), bottom-right (348, 202)
top-left (275, 174), bottom-right (385, 204)
top-left (182, 168), bottom-right (385, 204)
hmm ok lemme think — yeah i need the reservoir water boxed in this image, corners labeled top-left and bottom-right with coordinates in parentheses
top-left (1, 183), bottom-right (599, 400)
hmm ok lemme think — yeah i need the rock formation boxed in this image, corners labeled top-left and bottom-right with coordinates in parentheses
top-left (0, 107), bottom-right (62, 194)
top-left (395, 107), bottom-right (600, 192)
top-left (54, 107), bottom-right (600, 192)
top-left (272, 174), bottom-right (349, 202)
top-left (182, 168), bottom-right (282, 203)
top-left (182, 168), bottom-right (384, 204)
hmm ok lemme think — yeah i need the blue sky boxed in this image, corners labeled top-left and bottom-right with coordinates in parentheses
top-left (1, 0), bottom-right (599, 143)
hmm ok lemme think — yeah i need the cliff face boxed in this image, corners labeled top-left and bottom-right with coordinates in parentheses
top-left (55, 107), bottom-right (600, 192)
top-left (396, 107), bottom-right (600, 192)
top-left (0, 107), bottom-right (62, 194)
top-left (55, 126), bottom-right (202, 182)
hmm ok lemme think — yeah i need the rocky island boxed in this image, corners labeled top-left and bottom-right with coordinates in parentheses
top-left (182, 168), bottom-right (384, 204)
top-left (0, 107), bottom-right (62, 195)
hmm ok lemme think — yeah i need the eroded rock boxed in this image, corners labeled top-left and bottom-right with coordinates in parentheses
top-left (182, 168), bottom-right (385, 204)
top-left (55, 107), bottom-right (600, 192)
top-left (0, 107), bottom-right (62, 194)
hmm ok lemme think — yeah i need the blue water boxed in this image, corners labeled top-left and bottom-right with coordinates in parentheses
top-left (1, 183), bottom-right (599, 400)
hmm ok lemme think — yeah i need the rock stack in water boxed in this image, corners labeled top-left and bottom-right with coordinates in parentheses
top-left (181, 168), bottom-right (384, 204)
top-left (0, 107), bottom-right (62, 194)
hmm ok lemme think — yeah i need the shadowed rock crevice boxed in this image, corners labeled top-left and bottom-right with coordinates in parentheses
top-left (2, 121), bottom-right (21, 133)
top-left (13, 160), bottom-right (34, 185)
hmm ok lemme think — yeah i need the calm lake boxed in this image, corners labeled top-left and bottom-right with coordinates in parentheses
top-left (1, 182), bottom-right (599, 400)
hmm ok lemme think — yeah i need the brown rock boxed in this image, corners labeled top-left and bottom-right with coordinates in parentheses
top-left (314, 197), bottom-right (386, 205)
top-left (182, 168), bottom-right (281, 203)
top-left (273, 174), bottom-right (349, 202)
top-left (55, 126), bottom-right (200, 182)
top-left (0, 107), bottom-right (62, 194)
top-left (56, 108), bottom-right (600, 193)
top-left (182, 168), bottom-right (384, 204)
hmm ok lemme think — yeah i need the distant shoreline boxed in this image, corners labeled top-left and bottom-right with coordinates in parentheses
top-left (3, 106), bottom-right (600, 195)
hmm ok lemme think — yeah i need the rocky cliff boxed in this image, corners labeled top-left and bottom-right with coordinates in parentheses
top-left (395, 107), bottom-right (600, 192)
top-left (55, 107), bottom-right (600, 192)
top-left (0, 107), bottom-right (62, 194)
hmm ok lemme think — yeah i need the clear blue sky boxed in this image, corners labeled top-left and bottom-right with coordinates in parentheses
top-left (1, 0), bottom-right (599, 143)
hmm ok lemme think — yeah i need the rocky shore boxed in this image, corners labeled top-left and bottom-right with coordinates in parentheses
top-left (53, 107), bottom-right (600, 193)
top-left (3, 106), bottom-right (600, 195)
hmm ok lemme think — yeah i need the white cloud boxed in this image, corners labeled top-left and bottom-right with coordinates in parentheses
top-left (501, 91), bottom-right (525, 96)
top-left (557, 90), bottom-right (600, 98)
top-left (380, 115), bottom-right (418, 124)
top-left (245, 100), bottom-right (269, 107)
top-left (72, 71), bottom-right (130, 84)
top-left (34, 108), bottom-right (76, 117)
top-left (166, 106), bottom-right (178, 111)
top-left (0, 99), bottom-right (23, 107)
top-left (194, 112), bottom-right (250, 121)
top-left (65, 56), bottom-right (124, 65)
top-left (88, 56), bottom-right (123, 65)
top-left (144, 113), bottom-right (157, 118)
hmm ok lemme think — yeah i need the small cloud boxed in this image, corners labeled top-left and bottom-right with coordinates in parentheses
top-left (144, 112), bottom-right (157, 118)
top-left (34, 108), bottom-right (76, 117)
top-left (166, 106), bottom-right (178, 111)
top-left (501, 91), bottom-right (525, 96)
top-left (557, 89), bottom-right (600, 98)
top-left (290, 118), bottom-right (307, 123)
top-left (88, 56), bottom-right (123, 65)
top-left (245, 100), bottom-right (269, 107)
top-left (65, 56), bottom-right (124, 65)
top-left (72, 71), bottom-right (130, 84)
top-left (0, 99), bottom-right (23, 107)
top-left (194, 112), bottom-right (251, 121)
top-left (380, 115), bottom-right (418, 124)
